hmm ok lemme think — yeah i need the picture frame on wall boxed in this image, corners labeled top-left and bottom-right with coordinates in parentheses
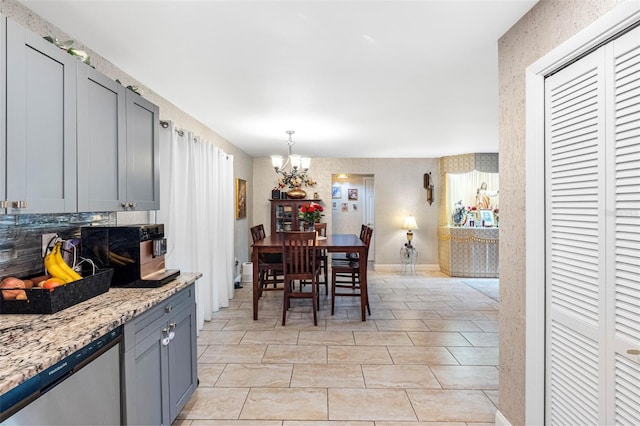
top-left (332, 186), bottom-right (342, 199)
top-left (479, 209), bottom-right (494, 227)
top-left (341, 203), bottom-right (348, 212)
top-left (236, 178), bottom-right (247, 219)
top-left (348, 188), bottom-right (358, 200)
top-left (332, 201), bottom-right (337, 210)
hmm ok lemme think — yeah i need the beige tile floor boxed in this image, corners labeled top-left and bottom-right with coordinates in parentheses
top-left (175, 270), bottom-right (499, 426)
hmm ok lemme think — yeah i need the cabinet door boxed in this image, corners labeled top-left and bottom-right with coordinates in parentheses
top-left (5, 18), bottom-right (77, 213)
top-left (167, 301), bottom-right (198, 422)
top-left (126, 91), bottom-right (160, 210)
top-left (77, 65), bottom-right (126, 212)
top-left (131, 325), bottom-right (170, 426)
top-left (1, 16), bottom-right (6, 214)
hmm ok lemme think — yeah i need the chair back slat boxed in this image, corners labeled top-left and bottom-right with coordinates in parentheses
top-left (359, 224), bottom-right (367, 240)
top-left (314, 223), bottom-right (327, 237)
top-left (362, 226), bottom-right (374, 261)
top-left (250, 224), bottom-right (266, 243)
top-left (282, 231), bottom-right (317, 276)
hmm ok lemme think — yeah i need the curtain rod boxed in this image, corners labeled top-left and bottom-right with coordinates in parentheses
top-left (159, 120), bottom-right (184, 137)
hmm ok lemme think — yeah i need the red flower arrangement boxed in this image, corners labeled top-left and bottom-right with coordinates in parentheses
top-left (299, 202), bottom-right (324, 223)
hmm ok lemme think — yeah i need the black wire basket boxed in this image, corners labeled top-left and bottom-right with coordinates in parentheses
top-left (0, 268), bottom-right (113, 314)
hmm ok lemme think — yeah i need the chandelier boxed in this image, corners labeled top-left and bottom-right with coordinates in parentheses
top-left (271, 130), bottom-right (315, 189)
top-left (271, 130), bottom-right (310, 174)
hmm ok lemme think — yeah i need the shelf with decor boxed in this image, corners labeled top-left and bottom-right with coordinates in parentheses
top-left (270, 199), bottom-right (322, 235)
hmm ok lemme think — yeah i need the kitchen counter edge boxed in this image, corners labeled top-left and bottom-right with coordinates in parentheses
top-left (0, 272), bottom-right (202, 396)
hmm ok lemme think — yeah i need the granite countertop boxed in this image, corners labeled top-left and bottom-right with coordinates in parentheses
top-left (0, 272), bottom-right (202, 396)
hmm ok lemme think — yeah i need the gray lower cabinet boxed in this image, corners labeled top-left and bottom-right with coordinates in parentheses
top-left (122, 284), bottom-right (197, 425)
top-left (3, 17), bottom-right (77, 214)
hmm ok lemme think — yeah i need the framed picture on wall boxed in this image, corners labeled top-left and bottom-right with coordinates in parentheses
top-left (348, 188), bottom-right (358, 200)
top-left (332, 201), bottom-right (337, 210)
top-left (332, 186), bottom-right (342, 199)
top-left (236, 178), bottom-right (247, 219)
top-left (479, 209), bottom-right (494, 227)
top-left (341, 203), bottom-right (348, 212)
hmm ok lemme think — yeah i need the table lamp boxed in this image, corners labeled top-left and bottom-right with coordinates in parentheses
top-left (402, 215), bottom-right (419, 247)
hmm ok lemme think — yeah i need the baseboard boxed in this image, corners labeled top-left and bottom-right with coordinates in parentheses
top-left (373, 263), bottom-right (440, 272)
top-left (495, 410), bottom-right (512, 426)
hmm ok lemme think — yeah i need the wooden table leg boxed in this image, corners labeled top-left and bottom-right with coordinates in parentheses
top-left (359, 246), bottom-right (367, 321)
top-left (252, 246), bottom-right (259, 320)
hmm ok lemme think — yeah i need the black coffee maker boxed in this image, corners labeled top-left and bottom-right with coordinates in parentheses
top-left (81, 224), bottom-right (180, 287)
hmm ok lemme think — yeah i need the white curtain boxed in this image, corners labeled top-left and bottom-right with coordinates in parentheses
top-left (445, 170), bottom-right (499, 225)
top-left (158, 121), bottom-right (235, 331)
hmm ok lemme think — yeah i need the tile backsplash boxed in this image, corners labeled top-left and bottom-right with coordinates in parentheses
top-left (0, 212), bottom-right (116, 278)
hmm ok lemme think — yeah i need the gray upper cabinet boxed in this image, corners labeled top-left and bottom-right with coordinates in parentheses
top-left (1, 16), bottom-right (7, 213)
top-left (4, 18), bottom-right (77, 214)
top-left (125, 91), bottom-right (160, 211)
top-left (77, 65), bottom-right (127, 212)
top-left (77, 75), bottom-right (160, 212)
top-left (2, 16), bottom-right (160, 215)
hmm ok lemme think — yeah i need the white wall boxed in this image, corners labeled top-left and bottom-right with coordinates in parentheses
top-left (252, 157), bottom-right (440, 268)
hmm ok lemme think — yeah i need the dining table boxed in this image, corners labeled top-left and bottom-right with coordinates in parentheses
top-left (251, 233), bottom-right (368, 321)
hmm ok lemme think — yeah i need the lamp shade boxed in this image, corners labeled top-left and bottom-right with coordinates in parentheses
top-left (271, 155), bottom-right (283, 170)
top-left (402, 215), bottom-right (419, 230)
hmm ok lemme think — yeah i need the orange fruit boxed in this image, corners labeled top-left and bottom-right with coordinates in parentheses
top-left (42, 278), bottom-right (65, 290)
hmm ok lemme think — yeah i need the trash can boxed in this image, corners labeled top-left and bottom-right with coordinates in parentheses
top-left (241, 262), bottom-right (253, 283)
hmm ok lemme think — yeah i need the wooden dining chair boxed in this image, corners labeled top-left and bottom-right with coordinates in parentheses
top-left (332, 224), bottom-right (367, 263)
top-left (301, 222), bottom-right (329, 294)
top-left (330, 226), bottom-right (373, 316)
top-left (250, 224), bottom-right (283, 296)
top-left (282, 231), bottom-right (321, 326)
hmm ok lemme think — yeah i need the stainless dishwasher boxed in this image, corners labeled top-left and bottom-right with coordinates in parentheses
top-left (0, 327), bottom-right (122, 425)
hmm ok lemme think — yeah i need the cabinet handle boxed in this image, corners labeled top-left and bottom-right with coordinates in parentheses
top-left (627, 349), bottom-right (640, 356)
top-left (121, 202), bottom-right (127, 208)
top-left (164, 305), bottom-right (172, 313)
top-left (168, 322), bottom-right (176, 329)
top-left (1, 201), bottom-right (8, 209)
top-left (128, 202), bottom-right (136, 208)
top-left (11, 201), bottom-right (28, 208)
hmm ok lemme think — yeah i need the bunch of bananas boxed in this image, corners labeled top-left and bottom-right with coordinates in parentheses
top-left (44, 242), bottom-right (82, 284)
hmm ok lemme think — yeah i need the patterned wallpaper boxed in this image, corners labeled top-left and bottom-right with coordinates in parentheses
top-left (438, 153), bottom-right (499, 225)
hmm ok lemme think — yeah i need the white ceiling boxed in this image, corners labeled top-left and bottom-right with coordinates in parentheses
top-left (20, 0), bottom-right (537, 159)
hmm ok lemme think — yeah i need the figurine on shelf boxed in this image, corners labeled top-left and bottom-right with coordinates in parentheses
top-left (475, 182), bottom-right (499, 209)
top-left (452, 200), bottom-right (466, 226)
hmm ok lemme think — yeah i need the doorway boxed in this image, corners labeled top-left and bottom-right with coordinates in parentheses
top-left (331, 174), bottom-right (375, 261)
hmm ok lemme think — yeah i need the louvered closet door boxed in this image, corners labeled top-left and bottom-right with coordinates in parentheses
top-left (608, 25), bottom-right (640, 425)
top-left (545, 24), bottom-right (640, 425)
top-left (545, 47), bottom-right (607, 425)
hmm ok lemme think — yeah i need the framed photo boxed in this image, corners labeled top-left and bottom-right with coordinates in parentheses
top-left (332, 201), bottom-right (337, 210)
top-left (341, 202), bottom-right (348, 212)
top-left (348, 188), bottom-right (358, 200)
top-left (479, 209), bottom-right (494, 227)
top-left (332, 186), bottom-right (342, 199)
top-left (235, 178), bottom-right (247, 219)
